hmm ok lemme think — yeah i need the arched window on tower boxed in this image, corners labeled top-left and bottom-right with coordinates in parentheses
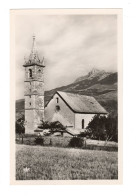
top-left (28, 69), bottom-right (32, 78)
top-left (38, 69), bottom-right (41, 78)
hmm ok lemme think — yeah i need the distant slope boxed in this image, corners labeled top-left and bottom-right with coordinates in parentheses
top-left (16, 99), bottom-right (25, 112)
top-left (16, 69), bottom-right (117, 116)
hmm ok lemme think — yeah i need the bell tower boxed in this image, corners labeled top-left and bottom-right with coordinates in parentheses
top-left (23, 36), bottom-right (45, 134)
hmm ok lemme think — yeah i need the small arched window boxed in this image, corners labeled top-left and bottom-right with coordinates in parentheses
top-left (55, 105), bottom-right (60, 112)
top-left (82, 119), bottom-right (85, 129)
top-left (56, 97), bottom-right (59, 103)
top-left (29, 69), bottom-right (32, 78)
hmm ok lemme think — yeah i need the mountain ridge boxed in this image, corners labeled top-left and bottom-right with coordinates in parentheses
top-left (16, 69), bottom-right (117, 117)
top-left (74, 68), bottom-right (114, 83)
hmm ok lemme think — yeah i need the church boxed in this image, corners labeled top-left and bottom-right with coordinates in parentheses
top-left (23, 37), bottom-right (107, 134)
top-left (45, 91), bottom-right (107, 130)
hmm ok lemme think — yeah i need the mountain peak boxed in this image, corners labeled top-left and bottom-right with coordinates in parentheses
top-left (88, 68), bottom-right (100, 76)
top-left (74, 68), bottom-right (106, 83)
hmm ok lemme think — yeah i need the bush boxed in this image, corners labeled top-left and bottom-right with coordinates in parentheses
top-left (78, 130), bottom-right (90, 138)
top-left (34, 136), bottom-right (44, 145)
top-left (38, 120), bottom-right (66, 135)
top-left (69, 137), bottom-right (84, 148)
top-left (50, 121), bottom-right (66, 133)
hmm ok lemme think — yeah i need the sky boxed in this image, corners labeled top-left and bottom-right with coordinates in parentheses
top-left (15, 14), bottom-right (117, 99)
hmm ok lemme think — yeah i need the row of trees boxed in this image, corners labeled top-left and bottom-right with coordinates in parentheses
top-left (16, 114), bottom-right (118, 142)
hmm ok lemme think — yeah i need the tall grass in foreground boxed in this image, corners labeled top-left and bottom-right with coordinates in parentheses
top-left (16, 145), bottom-right (118, 180)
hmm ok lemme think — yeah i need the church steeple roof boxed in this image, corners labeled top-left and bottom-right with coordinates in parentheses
top-left (23, 36), bottom-right (45, 67)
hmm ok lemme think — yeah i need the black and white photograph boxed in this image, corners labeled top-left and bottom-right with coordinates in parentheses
top-left (10, 9), bottom-right (122, 184)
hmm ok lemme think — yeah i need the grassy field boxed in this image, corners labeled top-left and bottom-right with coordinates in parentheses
top-left (16, 144), bottom-right (118, 180)
top-left (16, 135), bottom-right (118, 151)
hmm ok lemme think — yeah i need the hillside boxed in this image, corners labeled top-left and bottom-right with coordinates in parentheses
top-left (16, 68), bottom-right (117, 116)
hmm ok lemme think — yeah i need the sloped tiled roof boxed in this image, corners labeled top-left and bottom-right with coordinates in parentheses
top-left (57, 91), bottom-right (107, 114)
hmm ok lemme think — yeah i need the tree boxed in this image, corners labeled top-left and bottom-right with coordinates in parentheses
top-left (105, 115), bottom-right (118, 142)
top-left (16, 114), bottom-right (25, 143)
top-left (86, 114), bottom-right (118, 142)
top-left (50, 121), bottom-right (66, 133)
top-left (86, 115), bottom-right (105, 140)
top-left (38, 120), bottom-right (51, 129)
top-left (38, 120), bottom-right (66, 136)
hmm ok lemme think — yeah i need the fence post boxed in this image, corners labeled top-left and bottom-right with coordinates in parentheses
top-left (84, 138), bottom-right (86, 149)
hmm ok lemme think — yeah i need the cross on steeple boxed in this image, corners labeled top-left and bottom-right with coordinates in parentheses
top-left (29, 35), bottom-right (40, 63)
top-left (24, 35), bottom-right (45, 67)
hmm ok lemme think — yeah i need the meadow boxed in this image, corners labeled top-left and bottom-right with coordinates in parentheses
top-left (16, 144), bottom-right (118, 180)
top-left (16, 135), bottom-right (118, 151)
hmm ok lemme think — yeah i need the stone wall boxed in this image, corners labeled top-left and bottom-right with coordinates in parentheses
top-left (35, 110), bottom-right (44, 123)
top-left (35, 81), bottom-right (44, 94)
top-left (24, 81), bottom-right (44, 95)
top-left (25, 110), bottom-right (37, 134)
top-left (25, 66), bottom-right (44, 81)
top-left (35, 95), bottom-right (44, 109)
top-left (25, 95), bottom-right (35, 109)
top-left (25, 109), bottom-right (44, 134)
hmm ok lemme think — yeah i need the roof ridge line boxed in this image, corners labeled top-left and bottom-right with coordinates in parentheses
top-left (57, 91), bottom-right (94, 98)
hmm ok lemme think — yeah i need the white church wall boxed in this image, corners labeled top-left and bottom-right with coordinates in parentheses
top-left (44, 93), bottom-right (75, 127)
top-left (75, 113), bottom-right (95, 129)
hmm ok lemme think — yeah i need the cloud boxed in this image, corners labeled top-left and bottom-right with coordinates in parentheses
top-left (15, 14), bottom-right (117, 99)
